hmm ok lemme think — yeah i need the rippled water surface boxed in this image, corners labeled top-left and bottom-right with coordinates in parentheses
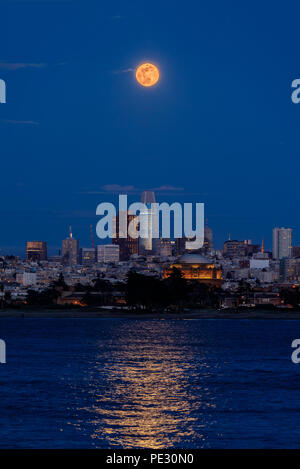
top-left (0, 317), bottom-right (300, 448)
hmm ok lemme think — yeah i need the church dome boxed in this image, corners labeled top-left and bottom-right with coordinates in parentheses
top-left (177, 253), bottom-right (211, 264)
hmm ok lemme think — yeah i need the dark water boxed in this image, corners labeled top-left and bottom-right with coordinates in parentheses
top-left (0, 317), bottom-right (300, 448)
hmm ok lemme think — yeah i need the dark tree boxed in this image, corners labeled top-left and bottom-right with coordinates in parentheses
top-left (280, 287), bottom-right (300, 308)
top-left (26, 287), bottom-right (59, 306)
top-left (125, 270), bottom-right (167, 311)
top-left (53, 273), bottom-right (67, 289)
top-left (163, 267), bottom-right (189, 312)
top-left (92, 276), bottom-right (112, 292)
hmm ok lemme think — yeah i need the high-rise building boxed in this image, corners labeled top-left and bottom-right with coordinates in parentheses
top-left (175, 237), bottom-right (187, 256)
top-left (26, 241), bottom-right (47, 262)
top-left (80, 248), bottom-right (96, 266)
top-left (293, 246), bottom-right (300, 258)
top-left (272, 227), bottom-right (293, 259)
top-left (243, 240), bottom-right (260, 257)
top-left (223, 240), bottom-right (246, 258)
top-left (156, 238), bottom-right (173, 257)
top-left (139, 191), bottom-right (157, 254)
top-left (204, 225), bottom-right (213, 249)
top-left (279, 257), bottom-right (300, 281)
top-left (62, 227), bottom-right (79, 265)
top-left (97, 244), bottom-right (120, 263)
top-left (112, 212), bottom-right (139, 261)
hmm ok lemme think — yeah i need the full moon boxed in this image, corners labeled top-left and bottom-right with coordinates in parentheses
top-left (136, 63), bottom-right (160, 87)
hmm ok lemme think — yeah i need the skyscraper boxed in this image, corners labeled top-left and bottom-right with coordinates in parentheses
top-left (139, 190), bottom-right (157, 254)
top-left (204, 225), bottom-right (213, 249)
top-left (26, 241), bottom-right (47, 262)
top-left (272, 227), bottom-right (293, 259)
top-left (62, 227), bottom-right (79, 265)
top-left (80, 248), bottom-right (96, 266)
top-left (112, 212), bottom-right (139, 261)
top-left (223, 240), bottom-right (246, 258)
top-left (175, 237), bottom-right (187, 256)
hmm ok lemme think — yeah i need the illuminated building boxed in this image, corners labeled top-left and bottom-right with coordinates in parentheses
top-left (97, 244), bottom-right (120, 263)
top-left (164, 253), bottom-right (222, 286)
top-left (204, 225), bottom-right (213, 249)
top-left (26, 241), bottom-right (47, 261)
top-left (223, 239), bottom-right (246, 258)
top-left (113, 212), bottom-right (139, 261)
top-left (279, 257), bottom-right (300, 282)
top-left (16, 271), bottom-right (37, 286)
top-left (80, 248), bottom-right (96, 266)
top-left (62, 227), bottom-right (79, 265)
top-left (156, 238), bottom-right (173, 257)
top-left (292, 246), bottom-right (300, 258)
top-left (273, 227), bottom-right (293, 259)
top-left (139, 191), bottom-right (157, 254)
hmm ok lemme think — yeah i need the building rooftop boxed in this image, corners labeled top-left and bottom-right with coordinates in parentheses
top-left (177, 253), bottom-right (211, 264)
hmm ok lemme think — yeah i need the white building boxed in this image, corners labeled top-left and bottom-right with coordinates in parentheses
top-left (252, 269), bottom-right (278, 284)
top-left (139, 191), bottom-right (157, 253)
top-left (16, 272), bottom-right (37, 286)
top-left (97, 245), bottom-right (120, 263)
top-left (272, 227), bottom-right (292, 259)
top-left (250, 259), bottom-right (270, 269)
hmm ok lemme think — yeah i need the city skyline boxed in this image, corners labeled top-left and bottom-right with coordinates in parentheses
top-left (2, 221), bottom-right (297, 259)
top-left (0, 184), bottom-right (298, 258)
top-left (3, 188), bottom-right (297, 256)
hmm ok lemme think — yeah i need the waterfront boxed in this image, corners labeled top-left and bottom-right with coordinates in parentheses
top-left (0, 317), bottom-right (300, 448)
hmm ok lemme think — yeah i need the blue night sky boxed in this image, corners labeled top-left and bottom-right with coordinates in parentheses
top-left (0, 0), bottom-right (299, 256)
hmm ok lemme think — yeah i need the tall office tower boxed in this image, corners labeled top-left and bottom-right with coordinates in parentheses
top-left (223, 240), bottom-right (246, 258)
top-left (272, 227), bottom-right (293, 259)
top-left (280, 258), bottom-right (298, 282)
top-left (26, 241), bottom-right (47, 261)
top-left (292, 246), bottom-right (300, 258)
top-left (62, 227), bottom-right (79, 265)
top-left (97, 244), bottom-right (120, 263)
top-left (112, 212), bottom-right (139, 261)
top-left (175, 237), bottom-right (187, 256)
top-left (139, 191), bottom-right (157, 254)
top-left (80, 248), bottom-right (96, 266)
top-left (204, 225), bottom-right (214, 249)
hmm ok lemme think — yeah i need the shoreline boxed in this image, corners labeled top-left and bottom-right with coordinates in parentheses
top-left (1, 308), bottom-right (300, 319)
